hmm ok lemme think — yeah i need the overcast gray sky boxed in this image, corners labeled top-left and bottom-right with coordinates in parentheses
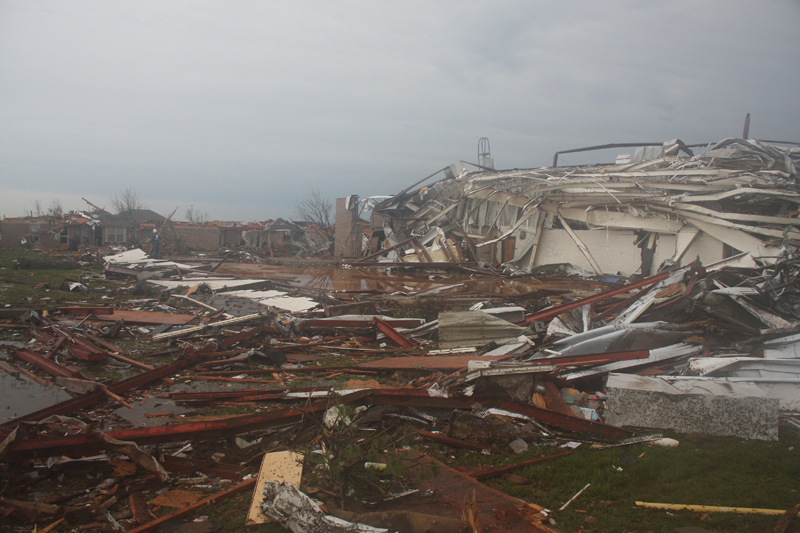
top-left (2, 1), bottom-right (799, 221)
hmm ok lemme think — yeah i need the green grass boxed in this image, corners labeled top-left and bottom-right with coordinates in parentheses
top-left (0, 248), bottom-right (120, 308)
top-left (480, 428), bottom-right (800, 533)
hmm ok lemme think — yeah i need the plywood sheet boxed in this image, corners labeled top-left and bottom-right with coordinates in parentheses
top-left (246, 451), bottom-right (304, 525)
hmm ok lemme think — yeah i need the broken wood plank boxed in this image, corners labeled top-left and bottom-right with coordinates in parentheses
top-left (122, 478), bottom-right (257, 533)
top-left (128, 492), bottom-right (151, 525)
top-left (17, 366), bottom-right (52, 387)
top-left (0, 360), bottom-right (20, 377)
top-left (472, 450), bottom-right (576, 480)
top-left (418, 431), bottom-right (499, 453)
top-left (246, 451), bottom-right (304, 525)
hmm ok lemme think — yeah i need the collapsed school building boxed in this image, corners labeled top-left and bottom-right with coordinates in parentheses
top-left (361, 138), bottom-right (800, 276)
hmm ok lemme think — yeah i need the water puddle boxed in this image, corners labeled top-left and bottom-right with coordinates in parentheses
top-left (113, 394), bottom-right (194, 427)
top-left (0, 372), bottom-right (71, 422)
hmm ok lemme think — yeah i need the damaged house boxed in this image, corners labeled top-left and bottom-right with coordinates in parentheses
top-left (0, 208), bottom-right (167, 250)
top-left (364, 138), bottom-right (800, 276)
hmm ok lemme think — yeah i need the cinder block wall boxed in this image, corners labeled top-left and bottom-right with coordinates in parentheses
top-left (173, 226), bottom-right (221, 250)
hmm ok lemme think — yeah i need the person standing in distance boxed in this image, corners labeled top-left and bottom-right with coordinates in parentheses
top-left (149, 229), bottom-right (161, 259)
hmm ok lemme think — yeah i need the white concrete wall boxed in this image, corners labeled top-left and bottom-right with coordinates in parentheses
top-left (532, 229), bottom-right (640, 276)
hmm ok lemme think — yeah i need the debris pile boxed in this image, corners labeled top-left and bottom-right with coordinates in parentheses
top-left (365, 138), bottom-right (800, 275)
top-left (2, 136), bottom-right (800, 532)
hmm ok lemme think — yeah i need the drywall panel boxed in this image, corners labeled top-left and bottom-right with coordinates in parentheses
top-left (532, 229), bottom-right (640, 276)
top-left (650, 234), bottom-right (676, 276)
top-left (681, 232), bottom-right (725, 266)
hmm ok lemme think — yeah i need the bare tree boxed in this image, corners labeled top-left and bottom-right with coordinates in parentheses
top-left (294, 188), bottom-right (334, 243)
top-left (185, 205), bottom-right (211, 224)
top-left (111, 187), bottom-right (146, 215)
top-left (33, 199), bottom-right (43, 217)
top-left (47, 199), bottom-right (63, 216)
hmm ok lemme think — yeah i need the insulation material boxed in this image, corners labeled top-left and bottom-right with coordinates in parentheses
top-left (438, 311), bottom-right (527, 349)
top-left (261, 481), bottom-right (387, 533)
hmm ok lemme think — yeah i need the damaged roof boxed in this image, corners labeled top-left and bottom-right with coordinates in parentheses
top-left (369, 138), bottom-right (800, 276)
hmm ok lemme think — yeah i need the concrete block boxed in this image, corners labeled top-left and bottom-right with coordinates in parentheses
top-left (605, 373), bottom-right (779, 441)
top-left (508, 438), bottom-right (528, 455)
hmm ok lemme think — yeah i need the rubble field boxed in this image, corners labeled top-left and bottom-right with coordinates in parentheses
top-left (3, 138), bottom-right (800, 533)
top-left (1, 246), bottom-right (799, 533)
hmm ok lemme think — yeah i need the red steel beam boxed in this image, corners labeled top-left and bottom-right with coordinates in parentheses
top-left (169, 386), bottom-right (332, 402)
top-left (4, 391), bottom-right (372, 458)
top-left (57, 306), bottom-right (114, 316)
top-left (14, 348), bottom-right (84, 379)
top-left (521, 271), bottom-right (672, 326)
top-left (472, 450), bottom-right (576, 480)
top-left (537, 349), bottom-right (650, 367)
top-left (221, 325), bottom-right (274, 347)
top-left (160, 454), bottom-right (243, 480)
top-left (373, 317), bottom-right (417, 349)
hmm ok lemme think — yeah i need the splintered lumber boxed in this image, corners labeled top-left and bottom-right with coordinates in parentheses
top-left (128, 492), bottom-right (151, 525)
top-left (45, 336), bottom-right (68, 359)
top-left (400, 451), bottom-right (550, 532)
top-left (356, 354), bottom-right (511, 372)
top-left (246, 451), bottom-right (304, 525)
top-left (17, 367), bottom-right (52, 387)
top-left (124, 478), bottom-right (257, 533)
top-left (83, 334), bottom-right (154, 370)
top-left (0, 360), bottom-right (20, 377)
top-left (522, 270), bottom-right (671, 325)
top-left (2, 393), bottom-right (372, 458)
top-left (363, 389), bottom-right (632, 441)
top-left (105, 352), bottom-right (154, 371)
top-left (774, 502), bottom-right (800, 533)
top-left (418, 431), bottom-right (499, 453)
top-left (160, 454), bottom-right (243, 480)
top-left (472, 450), bottom-right (577, 481)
